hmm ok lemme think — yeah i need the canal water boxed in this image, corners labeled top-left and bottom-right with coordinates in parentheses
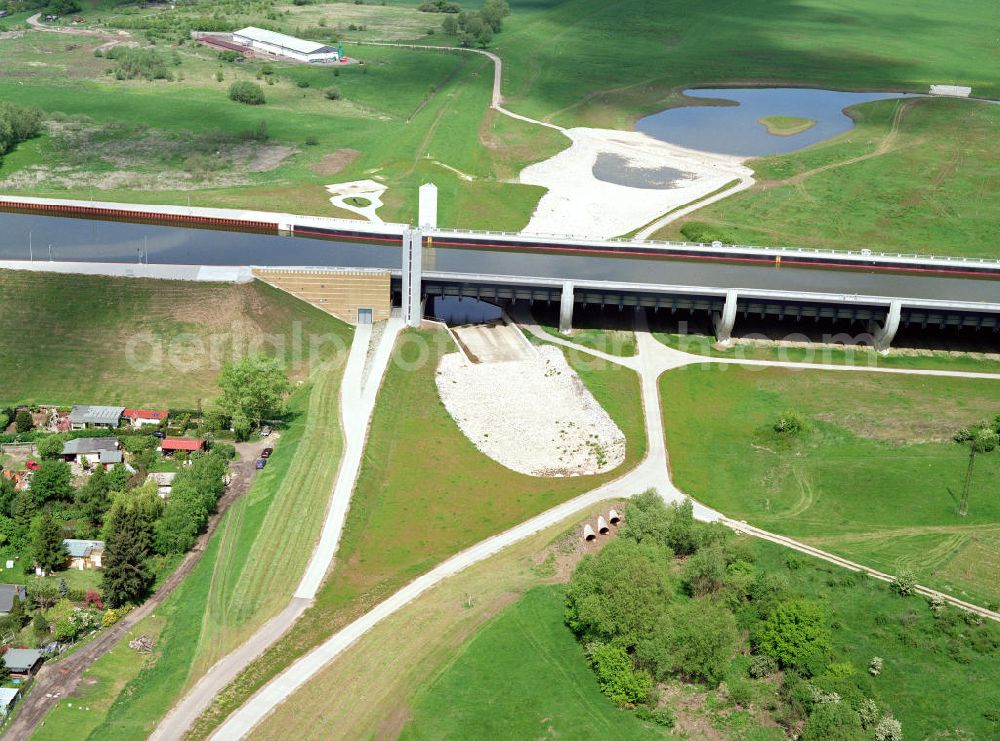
top-left (636, 88), bottom-right (914, 157)
top-left (427, 296), bottom-right (503, 325)
top-left (0, 211), bottom-right (996, 304)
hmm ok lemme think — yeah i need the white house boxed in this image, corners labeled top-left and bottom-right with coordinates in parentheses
top-left (232, 27), bottom-right (340, 63)
top-left (61, 437), bottom-right (120, 467)
top-left (145, 471), bottom-right (178, 499)
top-left (68, 405), bottom-right (125, 430)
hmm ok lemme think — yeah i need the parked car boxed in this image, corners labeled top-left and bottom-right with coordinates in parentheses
top-left (25, 460), bottom-right (40, 471)
top-left (255, 458), bottom-right (267, 470)
top-left (260, 426), bottom-right (272, 437)
top-left (152, 431), bottom-right (166, 439)
top-left (261, 447), bottom-right (273, 458)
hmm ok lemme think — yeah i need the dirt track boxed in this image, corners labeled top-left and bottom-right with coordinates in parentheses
top-left (2, 436), bottom-right (271, 741)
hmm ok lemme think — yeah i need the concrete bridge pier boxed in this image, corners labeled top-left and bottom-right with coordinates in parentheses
top-left (871, 299), bottom-right (902, 353)
top-left (713, 289), bottom-right (738, 345)
top-left (402, 228), bottom-right (423, 328)
top-left (559, 281), bottom-right (575, 333)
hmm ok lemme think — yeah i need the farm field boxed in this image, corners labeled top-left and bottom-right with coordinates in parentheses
top-left (0, 270), bottom-right (352, 407)
top-left (654, 98), bottom-right (1000, 258)
top-left (395, 538), bottom-right (1000, 740)
top-left (184, 328), bottom-right (647, 737)
top-left (31, 368), bottom-right (346, 740)
top-left (660, 365), bottom-right (1000, 607)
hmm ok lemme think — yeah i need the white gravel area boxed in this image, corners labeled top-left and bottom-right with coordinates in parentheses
top-left (519, 127), bottom-right (752, 239)
top-left (435, 345), bottom-right (625, 476)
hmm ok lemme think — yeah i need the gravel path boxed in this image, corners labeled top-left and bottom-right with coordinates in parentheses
top-left (436, 345), bottom-right (625, 476)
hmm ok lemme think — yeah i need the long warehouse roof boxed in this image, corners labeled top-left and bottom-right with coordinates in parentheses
top-left (234, 27), bottom-right (335, 55)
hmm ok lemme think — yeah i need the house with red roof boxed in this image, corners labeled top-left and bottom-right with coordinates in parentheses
top-left (160, 437), bottom-right (206, 455)
top-left (122, 408), bottom-right (169, 429)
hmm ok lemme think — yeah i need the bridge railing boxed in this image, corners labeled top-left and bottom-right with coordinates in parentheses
top-left (428, 226), bottom-right (1000, 266)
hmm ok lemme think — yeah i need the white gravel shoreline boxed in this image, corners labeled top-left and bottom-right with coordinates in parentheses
top-left (435, 345), bottom-right (625, 477)
top-left (519, 127), bottom-right (752, 239)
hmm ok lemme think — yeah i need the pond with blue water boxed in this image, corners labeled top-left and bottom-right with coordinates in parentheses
top-left (635, 88), bottom-right (916, 157)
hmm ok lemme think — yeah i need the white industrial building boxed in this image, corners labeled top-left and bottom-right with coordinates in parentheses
top-left (232, 27), bottom-right (341, 63)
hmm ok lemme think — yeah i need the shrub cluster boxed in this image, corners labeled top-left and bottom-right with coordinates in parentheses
top-left (104, 46), bottom-right (176, 81)
top-left (0, 102), bottom-right (43, 158)
top-left (229, 80), bottom-right (266, 105)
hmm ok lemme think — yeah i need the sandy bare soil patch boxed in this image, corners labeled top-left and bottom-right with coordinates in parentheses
top-left (310, 148), bottom-right (360, 176)
top-left (519, 127), bottom-right (751, 239)
top-left (435, 345), bottom-right (625, 476)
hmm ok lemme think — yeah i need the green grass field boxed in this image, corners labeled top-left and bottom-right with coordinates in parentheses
top-left (654, 98), bottom-right (1000, 258)
top-left (660, 365), bottom-right (1000, 607)
top-left (401, 539), bottom-right (1000, 740)
top-left (32, 366), bottom-right (346, 740)
top-left (0, 29), bottom-right (561, 228)
top-left (184, 328), bottom-right (647, 737)
top-left (0, 0), bottom-right (997, 254)
top-left (653, 330), bottom-right (1000, 375)
top-left (500, 0), bottom-right (999, 129)
top-left (401, 585), bottom-right (665, 740)
top-left (0, 271), bottom-right (352, 407)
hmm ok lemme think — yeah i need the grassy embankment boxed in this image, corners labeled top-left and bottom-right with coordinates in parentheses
top-left (184, 327), bottom-right (646, 737)
top-left (0, 270), bottom-right (351, 407)
top-left (757, 115), bottom-right (816, 136)
top-left (398, 539), bottom-right (1000, 739)
top-left (653, 98), bottom-right (1000, 258)
top-left (661, 365), bottom-right (1000, 607)
top-left (0, 24), bottom-right (564, 228)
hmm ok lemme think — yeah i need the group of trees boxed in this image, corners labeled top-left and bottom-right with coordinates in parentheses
top-left (564, 492), bottom-right (902, 737)
top-left (441, 0), bottom-right (509, 48)
top-left (0, 102), bottom-right (43, 162)
top-left (214, 356), bottom-right (292, 439)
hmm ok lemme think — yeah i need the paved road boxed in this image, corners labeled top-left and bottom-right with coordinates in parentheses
top-left (152, 317), bottom-right (404, 741)
top-left (4, 436), bottom-right (271, 741)
top-left (208, 312), bottom-right (999, 740)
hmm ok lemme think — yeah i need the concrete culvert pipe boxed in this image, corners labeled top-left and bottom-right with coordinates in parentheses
top-left (597, 516), bottom-right (610, 535)
top-left (608, 508), bottom-right (621, 525)
top-left (583, 523), bottom-right (596, 541)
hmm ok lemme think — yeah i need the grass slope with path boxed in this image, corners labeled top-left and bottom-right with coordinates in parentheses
top-left (399, 539), bottom-right (1000, 739)
top-left (660, 364), bottom-right (1000, 608)
top-left (246, 499), bottom-right (629, 740)
top-left (500, 0), bottom-right (999, 129)
top-left (654, 98), bottom-right (1000, 258)
top-left (184, 328), bottom-right (647, 738)
top-left (400, 585), bottom-right (664, 740)
top-left (29, 340), bottom-right (350, 739)
top-left (0, 270), bottom-right (349, 407)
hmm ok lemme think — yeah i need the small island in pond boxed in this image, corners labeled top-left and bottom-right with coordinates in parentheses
top-left (756, 115), bottom-right (817, 136)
